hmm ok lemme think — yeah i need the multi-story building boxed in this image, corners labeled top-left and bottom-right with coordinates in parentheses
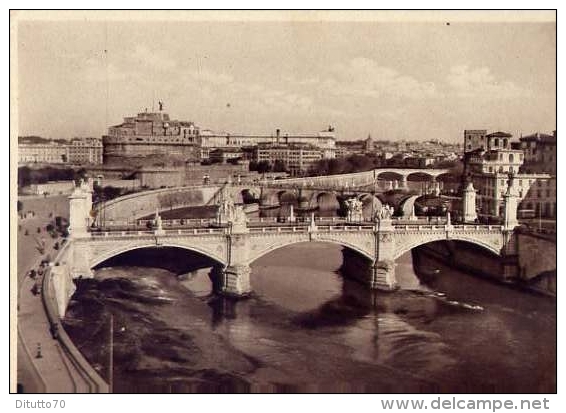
top-left (18, 138), bottom-right (69, 164)
top-left (517, 130), bottom-right (557, 218)
top-left (254, 142), bottom-right (324, 176)
top-left (463, 130), bottom-right (555, 218)
top-left (199, 127), bottom-right (336, 160)
top-left (209, 148), bottom-right (244, 164)
top-left (68, 137), bottom-right (103, 165)
top-left (519, 131), bottom-right (557, 174)
top-left (19, 136), bottom-right (104, 165)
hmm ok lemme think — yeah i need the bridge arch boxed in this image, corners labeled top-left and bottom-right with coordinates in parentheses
top-left (398, 195), bottom-right (420, 217)
top-left (241, 188), bottom-right (260, 204)
top-left (89, 242), bottom-right (227, 269)
top-left (278, 190), bottom-right (297, 204)
top-left (376, 171), bottom-right (406, 181)
top-left (357, 193), bottom-right (383, 219)
top-left (393, 233), bottom-right (502, 260)
top-left (405, 171), bottom-right (438, 181)
top-left (310, 191), bottom-right (339, 209)
top-left (248, 237), bottom-right (375, 265)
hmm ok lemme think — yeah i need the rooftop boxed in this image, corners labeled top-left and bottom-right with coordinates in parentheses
top-left (486, 131), bottom-right (513, 138)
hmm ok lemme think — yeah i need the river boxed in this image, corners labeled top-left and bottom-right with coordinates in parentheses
top-left (62, 241), bottom-right (556, 393)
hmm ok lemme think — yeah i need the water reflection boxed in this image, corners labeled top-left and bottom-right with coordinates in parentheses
top-left (63, 243), bottom-right (556, 393)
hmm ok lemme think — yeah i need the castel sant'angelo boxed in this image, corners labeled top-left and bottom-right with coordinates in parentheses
top-left (102, 104), bottom-right (337, 164)
top-left (102, 103), bottom-right (201, 164)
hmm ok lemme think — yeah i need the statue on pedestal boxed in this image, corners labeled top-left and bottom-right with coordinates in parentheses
top-left (154, 209), bottom-right (164, 234)
top-left (345, 197), bottom-right (363, 222)
top-left (217, 188), bottom-right (236, 224)
top-left (378, 204), bottom-right (394, 220)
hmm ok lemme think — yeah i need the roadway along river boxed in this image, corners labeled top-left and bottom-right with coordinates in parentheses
top-left (62, 242), bottom-right (556, 393)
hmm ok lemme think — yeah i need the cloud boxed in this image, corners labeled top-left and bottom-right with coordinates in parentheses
top-left (187, 70), bottom-right (234, 86)
top-left (447, 65), bottom-right (528, 98)
top-left (320, 57), bottom-right (439, 100)
top-left (131, 44), bottom-right (177, 71)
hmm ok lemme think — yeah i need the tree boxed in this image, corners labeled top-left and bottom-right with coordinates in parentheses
top-left (256, 161), bottom-right (271, 173)
top-left (273, 159), bottom-right (287, 173)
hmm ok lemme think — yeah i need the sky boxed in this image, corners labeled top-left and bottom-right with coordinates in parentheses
top-left (15, 12), bottom-right (556, 143)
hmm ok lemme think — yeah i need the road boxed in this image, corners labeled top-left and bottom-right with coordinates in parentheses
top-left (16, 195), bottom-right (81, 393)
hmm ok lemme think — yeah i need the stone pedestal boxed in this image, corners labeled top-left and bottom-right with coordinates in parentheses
top-left (221, 265), bottom-right (252, 297)
top-left (503, 192), bottom-right (519, 230)
top-left (68, 187), bottom-right (90, 239)
top-left (462, 181), bottom-right (478, 223)
top-left (289, 204), bottom-right (296, 223)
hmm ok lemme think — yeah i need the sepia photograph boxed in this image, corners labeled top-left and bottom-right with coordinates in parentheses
top-left (10, 9), bottom-right (556, 396)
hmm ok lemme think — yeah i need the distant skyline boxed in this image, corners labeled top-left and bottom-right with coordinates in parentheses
top-left (15, 12), bottom-right (556, 143)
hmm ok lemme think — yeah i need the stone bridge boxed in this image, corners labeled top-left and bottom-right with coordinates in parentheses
top-left (49, 179), bottom-right (521, 317)
top-left (96, 168), bottom-right (450, 224)
top-left (51, 219), bottom-right (517, 317)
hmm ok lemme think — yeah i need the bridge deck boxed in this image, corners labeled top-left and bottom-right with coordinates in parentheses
top-left (88, 222), bottom-right (503, 239)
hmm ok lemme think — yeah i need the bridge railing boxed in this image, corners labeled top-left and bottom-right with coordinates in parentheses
top-left (90, 227), bottom-right (229, 238)
top-left (392, 224), bottom-right (501, 232)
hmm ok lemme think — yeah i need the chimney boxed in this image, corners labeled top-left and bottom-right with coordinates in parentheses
top-left (276, 129), bottom-right (280, 138)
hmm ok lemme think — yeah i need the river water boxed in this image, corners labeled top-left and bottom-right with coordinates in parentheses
top-left (62, 241), bottom-right (556, 393)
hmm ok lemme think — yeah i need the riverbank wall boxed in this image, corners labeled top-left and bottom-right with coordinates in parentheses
top-left (412, 232), bottom-right (556, 296)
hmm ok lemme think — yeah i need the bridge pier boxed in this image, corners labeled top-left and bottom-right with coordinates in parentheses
top-left (371, 260), bottom-right (398, 291)
top-left (340, 250), bottom-right (398, 291)
top-left (220, 265), bottom-right (252, 297)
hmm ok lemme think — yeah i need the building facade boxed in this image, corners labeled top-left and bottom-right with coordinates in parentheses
top-left (18, 140), bottom-right (69, 164)
top-left (19, 137), bottom-right (103, 165)
top-left (463, 130), bottom-right (555, 219)
top-left (199, 127), bottom-right (336, 160)
top-left (519, 131), bottom-right (557, 174)
top-left (68, 137), bottom-right (103, 165)
top-left (254, 142), bottom-right (324, 176)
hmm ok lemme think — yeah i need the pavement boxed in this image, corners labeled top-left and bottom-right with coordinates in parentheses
top-left (16, 195), bottom-right (87, 393)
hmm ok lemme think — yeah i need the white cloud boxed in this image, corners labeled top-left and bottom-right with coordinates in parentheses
top-left (447, 65), bottom-right (528, 98)
top-left (188, 70), bottom-right (234, 86)
top-left (131, 44), bottom-right (177, 71)
top-left (319, 57), bottom-right (439, 100)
